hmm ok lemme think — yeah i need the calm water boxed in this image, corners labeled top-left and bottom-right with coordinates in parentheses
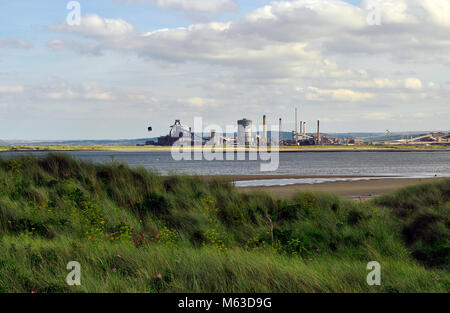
top-left (1, 151), bottom-right (450, 178)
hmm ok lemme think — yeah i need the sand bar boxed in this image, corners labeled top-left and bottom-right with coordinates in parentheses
top-left (236, 177), bottom-right (447, 199)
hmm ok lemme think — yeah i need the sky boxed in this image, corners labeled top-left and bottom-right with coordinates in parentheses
top-left (0, 0), bottom-right (449, 140)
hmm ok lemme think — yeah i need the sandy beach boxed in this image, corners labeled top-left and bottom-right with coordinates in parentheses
top-left (235, 176), bottom-right (447, 199)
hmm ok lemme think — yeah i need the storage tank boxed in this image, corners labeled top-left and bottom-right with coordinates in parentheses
top-left (237, 118), bottom-right (253, 146)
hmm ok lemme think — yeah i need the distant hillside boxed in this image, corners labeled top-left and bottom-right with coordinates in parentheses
top-left (0, 138), bottom-right (158, 146)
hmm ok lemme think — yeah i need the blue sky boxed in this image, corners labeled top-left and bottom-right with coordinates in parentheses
top-left (1, 0), bottom-right (283, 37)
top-left (0, 0), bottom-right (283, 86)
top-left (1, 1), bottom-right (361, 38)
top-left (0, 0), bottom-right (449, 140)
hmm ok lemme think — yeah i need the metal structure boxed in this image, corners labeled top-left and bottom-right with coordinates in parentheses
top-left (317, 120), bottom-right (321, 145)
top-left (154, 120), bottom-right (193, 146)
top-left (263, 115), bottom-right (267, 144)
top-left (237, 118), bottom-right (253, 146)
top-left (279, 118), bottom-right (282, 145)
top-left (169, 120), bottom-right (191, 138)
top-left (146, 113), bottom-right (361, 148)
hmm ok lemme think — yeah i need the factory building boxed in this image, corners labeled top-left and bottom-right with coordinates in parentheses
top-left (147, 120), bottom-right (193, 146)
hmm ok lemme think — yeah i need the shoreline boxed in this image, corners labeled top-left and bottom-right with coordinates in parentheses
top-left (237, 177), bottom-right (447, 199)
top-left (1, 149), bottom-right (448, 199)
top-left (2, 149), bottom-right (450, 154)
top-left (210, 174), bottom-right (395, 181)
top-left (1, 145), bottom-right (450, 153)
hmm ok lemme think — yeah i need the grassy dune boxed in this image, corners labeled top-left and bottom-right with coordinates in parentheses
top-left (0, 154), bottom-right (448, 293)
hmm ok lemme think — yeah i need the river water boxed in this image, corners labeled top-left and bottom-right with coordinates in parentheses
top-left (2, 151), bottom-right (450, 181)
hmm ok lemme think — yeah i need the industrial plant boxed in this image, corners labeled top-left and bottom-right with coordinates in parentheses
top-left (381, 132), bottom-right (450, 145)
top-left (145, 110), bottom-right (450, 147)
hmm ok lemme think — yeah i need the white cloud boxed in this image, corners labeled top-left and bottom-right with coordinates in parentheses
top-left (0, 85), bottom-right (24, 93)
top-left (185, 97), bottom-right (219, 108)
top-left (329, 77), bottom-right (433, 93)
top-left (363, 112), bottom-right (392, 120)
top-left (47, 39), bottom-right (102, 56)
top-left (122, 0), bottom-right (238, 13)
top-left (306, 87), bottom-right (374, 102)
top-left (375, 0), bottom-right (413, 24)
top-left (11, 0), bottom-right (449, 136)
top-left (49, 14), bottom-right (136, 38)
top-left (48, 0), bottom-right (450, 68)
top-left (330, 78), bottom-right (397, 89)
top-left (0, 38), bottom-right (33, 49)
top-left (404, 78), bottom-right (423, 90)
top-left (420, 0), bottom-right (450, 26)
top-left (33, 81), bottom-right (125, 102)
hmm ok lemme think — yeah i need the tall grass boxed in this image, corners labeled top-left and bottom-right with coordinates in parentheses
top-left (0, 153), bottom-right (448, 293)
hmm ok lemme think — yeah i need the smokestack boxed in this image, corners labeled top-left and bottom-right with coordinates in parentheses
top-left (317, 120), bottom-right (320, 145)
top-left (300, 120), bottom-right (303, 137)
top-left (279, 118), bottom-right (282, 145)
top-left (263, 115), bottom-right (267, 144)
top-left (295, 108), bottom-right (298, 141)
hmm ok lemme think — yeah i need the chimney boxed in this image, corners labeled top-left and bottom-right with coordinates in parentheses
top-left (279, 118), bottom-right (282, 145)
top-left (263, 115), bottom-right (267, 144)
top-left (317, 120), bottom-right (320, 145)
top-left (295, 108), bottom-right (298, 142)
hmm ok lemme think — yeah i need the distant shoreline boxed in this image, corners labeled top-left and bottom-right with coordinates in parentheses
top-left (1, 144), bottom-right (450, 153)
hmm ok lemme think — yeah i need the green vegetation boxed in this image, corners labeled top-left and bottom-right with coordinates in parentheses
top-left (0, 145), bottom-right (173, 152)
top-left (0, 154), bottom-right (448, 293)
top-left (278, 144), bottom-right (450, 151)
